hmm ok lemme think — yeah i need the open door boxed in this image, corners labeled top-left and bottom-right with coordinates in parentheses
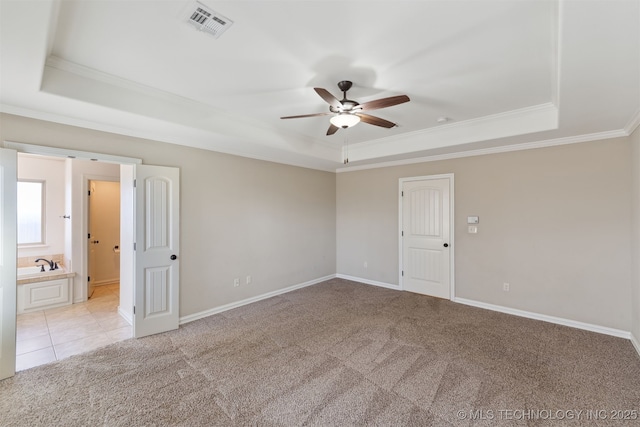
top-left (133, 165), bottom-right (180, 338)
top-left (0, 148), bottom-right (17, 379)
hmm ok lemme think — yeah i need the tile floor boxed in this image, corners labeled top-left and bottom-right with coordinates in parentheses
top-left (16, 283), bottom-right (132, 371)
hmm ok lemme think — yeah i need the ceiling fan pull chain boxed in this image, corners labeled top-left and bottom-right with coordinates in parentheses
top-left (343, 135), bottom-right (349, 164)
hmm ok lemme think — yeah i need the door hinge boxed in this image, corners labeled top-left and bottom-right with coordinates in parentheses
top-left (88, 233), bottom-right (91, 239)
top-left (133, 179), bottom-right (136, 188)
top-left (88, 190), bottom-right (91, 196)
top-left (88, 276), bottom-right (90, 282)
top-left (133, 242), bottom-right (136, 251)
top-left (402, 270), bottom-right (404, 277)
top-left (133, 306), bottom-right (136, 315)
top-left (401, 231), bottom-right (404, 237)
top-left (401, 191), bottom-right (404, 196)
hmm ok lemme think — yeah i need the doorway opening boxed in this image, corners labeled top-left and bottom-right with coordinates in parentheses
top-left (88, 179), bottom-right (121, 298)
top-left (2, 142), bottom-right (181, 379)
top-left (15, 155), bottom-right (129, 371)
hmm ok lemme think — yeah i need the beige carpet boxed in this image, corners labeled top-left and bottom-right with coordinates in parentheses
top-left (1, 278), bottom-right (639, 426)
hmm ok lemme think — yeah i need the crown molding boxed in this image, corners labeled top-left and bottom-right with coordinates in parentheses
top-left (344, 103), bottom-right (558, 163)
top-left (336, 128), bottom-right (628, 173)
top-left (349, 102), bottom-right (558, 150)
top-left (624, 108), bottom-right (640, 135)
top-left (0, 104), bottom-right (339, 172)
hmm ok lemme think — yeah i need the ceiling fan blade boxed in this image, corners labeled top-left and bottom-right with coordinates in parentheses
top-left (314, 88), bottom-right (342, 108)
top-left (357, 113), bottom-right (397, 128)
top-left (326, 124), bottom-right (339, 135)
top-left (358, 95), bottom-right (410, 111)
top-left (280, 112), bottom-right (332, 119)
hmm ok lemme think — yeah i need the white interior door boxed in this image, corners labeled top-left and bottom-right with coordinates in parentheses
top-left (134, 164), bottom-right (180, 338)
top-left (401, 177), bottom-right (452, 299)
top-left (0, 148), bottom-right (17, 379)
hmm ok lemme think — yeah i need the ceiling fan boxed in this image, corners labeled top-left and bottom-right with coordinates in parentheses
top-left (280, 81), bottom-right (410, 136)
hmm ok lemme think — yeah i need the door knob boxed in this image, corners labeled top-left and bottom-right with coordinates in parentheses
top-left (443, 243), bottom-right (449, 248)
top-left (170, 254), bottom-right (177, 260)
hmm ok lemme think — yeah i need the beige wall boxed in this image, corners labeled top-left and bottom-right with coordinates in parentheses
top-left (337, 138), bottom-right (633, 331)
top-left (1, 113), bottom-right (337, 317)
top-left (631, 126), bottom-right (640, 342)
top-left (3, 112), bottom-right (635, 335)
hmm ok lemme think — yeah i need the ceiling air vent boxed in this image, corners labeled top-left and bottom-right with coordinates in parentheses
top-left (186, 2), bottom-right (233, 39)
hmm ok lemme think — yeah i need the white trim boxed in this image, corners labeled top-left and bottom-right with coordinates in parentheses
top-left (346, 103), bottom-right (558, 163)
top-left (4, 141), bottom-right (142, 165)
top-left (4, 109), bottom-right (635, 175)
top-left (625, 108), bottom-right (640, 135)
top-left (398, 174), bottom-right (455, 300)
top-left (118, 306), bottom-right (133, 326)
top-left (1, 105), bottom-right (339, 173)
top-left (178, 275), bottom-right (335, 325)
top-left (631, 333), bottom-right (640, 359)
top-left (454, 297), bottom-right (631, 339)
top-left (336, 129), bottom-right (628, 173)
top-left (350, 103), bottom-right (558, 152)
top-left (335, 274), bottom-right (400, 290)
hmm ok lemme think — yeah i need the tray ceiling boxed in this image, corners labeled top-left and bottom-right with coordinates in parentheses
top-left (1, 0), bottom-right (638, 171)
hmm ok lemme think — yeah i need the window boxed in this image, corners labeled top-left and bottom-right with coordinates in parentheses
top-left (17, 180), bottom-right (45, 245)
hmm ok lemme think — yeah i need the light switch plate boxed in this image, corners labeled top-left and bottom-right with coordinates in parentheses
top-left (468, 226), bottom-right (478, 234)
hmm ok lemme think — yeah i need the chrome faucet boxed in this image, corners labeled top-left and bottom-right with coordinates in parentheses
top-left (35, 258), bottom-right (56, 271)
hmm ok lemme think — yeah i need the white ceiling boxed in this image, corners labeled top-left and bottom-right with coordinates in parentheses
top-left (1, 0), bottom-right (639, 171)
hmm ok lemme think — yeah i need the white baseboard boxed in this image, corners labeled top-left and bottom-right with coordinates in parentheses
top-left (454, 297), bottom-right (631, 339)
top-left (631, 333), bottom-right (640, 358)
top-left (179, 274), bottom-right (336, 325)
top-left (336, 274), bottom-right (400, 290)
top-left (177, 274), bottom-right (639, 355)
top-left (118, 306), bottom-right (132, 325)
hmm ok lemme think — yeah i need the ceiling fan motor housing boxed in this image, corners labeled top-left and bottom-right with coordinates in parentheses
top-left (331, 81), bottom-right (359, 113)
top-left (337, 80), bottom-right (353, 92)
top-left (330, 100), bottom-right (359, 113)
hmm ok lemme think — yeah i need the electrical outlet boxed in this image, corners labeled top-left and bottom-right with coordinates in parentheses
top-left (246, 275), bottom-right (252, 285)
top-left (233, 278), bottom-right (239, 287)
top-left (503, 282), bottom-right (510, 292)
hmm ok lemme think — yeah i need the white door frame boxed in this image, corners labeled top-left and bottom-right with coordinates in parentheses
top-left (1, 142), bottom-right (142, 377)
top-left (398, 174), bottom-right (455, 300)
top-left (0, 148), bottom-right (17, 380)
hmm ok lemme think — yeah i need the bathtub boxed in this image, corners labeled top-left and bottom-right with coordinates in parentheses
top-left (17, 265), bottom-right (76, 314)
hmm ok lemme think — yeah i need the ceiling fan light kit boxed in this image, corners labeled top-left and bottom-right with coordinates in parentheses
top-left (281, 80), bottom-right (410, 136)
top-left (330, 113), bottom-right (360, 128)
